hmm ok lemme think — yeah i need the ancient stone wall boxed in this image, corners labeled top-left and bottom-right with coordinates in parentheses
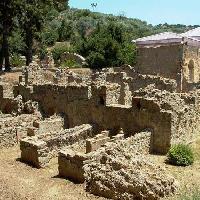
top-left (58, 150), bottom-right (88, 183)
top-left (182, 45), bottom-right (200, 83)
top-left (133, 86), bottom-right (200, 145)
top-left (105, 66), bottom-right (177, 95)
top-left (84, 139), bottom-right (178, 200)
top-left (136, 44), bottom-right (183, 80)
top-left (14, 82), bottom-right (173, 154)
top-left (20, 124), bottom-right (93, 168)
top-left (0, 114), bottom-right (39, 148)
top-left (60, 52), bottom-right (86, 66)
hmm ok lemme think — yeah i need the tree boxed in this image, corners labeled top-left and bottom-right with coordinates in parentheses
top-left (53, 0), bottom-right (69, 12)
top-left (18, 0), bottom-right (68, 66)
top-left (76, 22), bottom-right (127, 69)
top-left (58, 19), bottom-right (73, 41)
top-left (0, 0), bottom-right (19, 71)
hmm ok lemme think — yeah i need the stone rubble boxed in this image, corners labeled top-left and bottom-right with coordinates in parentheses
top-left (2, 60), bottom-right (200, 199)
top-left (84, 137), bottom-right (178, 200)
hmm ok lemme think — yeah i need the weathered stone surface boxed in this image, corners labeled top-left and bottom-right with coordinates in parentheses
top-left (20, 137), bottom-right (50, 168)
top-left (1, 55), bottom-right (200, 199)
top-left (20, 124), bottom-right (93, 168)
top-left (84, 139), bottom-right (178, 200)
top-left (0, 114), bottom-right (39, 148)
top-left (58, 149), bottom-right (88, 183)
top-left (86, 136), bottom-right (110, 153)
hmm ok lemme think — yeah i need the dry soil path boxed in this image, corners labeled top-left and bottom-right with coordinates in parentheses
top-left (0, 146), bottom-right (104, 200)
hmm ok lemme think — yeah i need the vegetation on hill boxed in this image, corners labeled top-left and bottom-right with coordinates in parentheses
top-left (0, 3), bottom-right (199, 70)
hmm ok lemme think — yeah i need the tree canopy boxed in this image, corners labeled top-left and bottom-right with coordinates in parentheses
top-left (0, 5), bottom-right (199, 70)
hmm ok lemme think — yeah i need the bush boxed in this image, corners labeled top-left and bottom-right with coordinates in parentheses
top-left (40, 27), bottom-right (59, 46)
top-left (38, 46), bottom-right (48, 60)
top-left (52, 43), bottom-right (71, 64)
top-left (61, 59), bottom-right (81, 68)
top-left (10, 54), bottom-right (25, 68)
top-left (86, 52), bottom-right (105, 69)
top-left (167, 144), bottom-right (194, 166)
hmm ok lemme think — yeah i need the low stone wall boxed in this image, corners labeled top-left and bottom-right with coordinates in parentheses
top-left (58, 150), bottom-right (88, 183)
top-left (84, 138), bottom-right (178, 200)
top-left (20, 124), bottom-right (93, 168)
top-left (13, 85), bottom-right (33, 102)
top-left (20, 138), bottom-right (50, 168)
top-left (27, 116), bottom-right (64, 136)
top-left (60, 52), bottom-right (86, 66)
top-left (33, 117), bottom-right (64, 135)
top-left (86, 131), bottom-right (110, 153)
top-left (0, 114), bottom-right (39, 148)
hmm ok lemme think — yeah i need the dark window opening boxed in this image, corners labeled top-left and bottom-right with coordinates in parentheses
top-left (99, 96), bottom-right (105, 105)
top-left (136, 102), bottom-right (141, 109)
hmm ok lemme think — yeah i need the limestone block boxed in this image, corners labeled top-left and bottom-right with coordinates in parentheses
top-left (86, 137), bottom-right (110, 153)
top-left (20, 137), bottom-right (50, 168)
top-left (33, 118), bottom-right (63, 135)
top-left (97, 130), bottom-right (110, 139)
top-left (111, 134), bottom-right (124, 141)
top-left (58, 150), bottom-right (88, 183)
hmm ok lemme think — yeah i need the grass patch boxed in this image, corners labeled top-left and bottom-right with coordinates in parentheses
top-left (177, 189), bottom-right (200, 200)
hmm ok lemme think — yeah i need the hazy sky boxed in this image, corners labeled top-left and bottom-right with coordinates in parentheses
top-left (69, 0), bottom-right (200, 25)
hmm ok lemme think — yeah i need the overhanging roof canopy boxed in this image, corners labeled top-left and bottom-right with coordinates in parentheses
top-left (181, 27), bottom-right (200, 38)
top-left (133, 28), bottom-right (200, 47)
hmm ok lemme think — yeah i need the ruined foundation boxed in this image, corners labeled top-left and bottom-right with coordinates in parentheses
top-left (1, 60), bottom-right (200, 199)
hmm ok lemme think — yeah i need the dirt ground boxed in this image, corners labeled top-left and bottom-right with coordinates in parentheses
top-left (0, 71), bottom-right (22, 85)
top-left (0, 146), bottom-right (105, 200)
top-left (0, 141), bottom-right (200, 200)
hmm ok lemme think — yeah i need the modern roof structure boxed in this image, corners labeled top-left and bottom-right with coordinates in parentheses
top-left (133, 27), bottom-right (200, 47)
top-left (181, 27), bottom-right (200, 39)
top-left (132, 32), bottom-right (182, 46)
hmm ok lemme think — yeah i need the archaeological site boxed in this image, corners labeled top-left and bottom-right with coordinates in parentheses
top-left (1, 27), bottom-right (200, 200)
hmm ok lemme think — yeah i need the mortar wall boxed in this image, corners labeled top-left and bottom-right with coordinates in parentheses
top-left (136, 45), bottom-right (183, 79)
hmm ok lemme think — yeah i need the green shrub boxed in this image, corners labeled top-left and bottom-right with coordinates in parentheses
top-left (38, 46), bottom-right (48, 60)
top-left (167, 144), bottom-right (194, 166)
top-left (40, 27), bottom-right (59, 46)
top-left (52, 43), bottom-right (71, 64)
top-left (86, 52), bottom-right (105, 69)
top-left (61, 59), bottom-right (81, 68)
top-left (10, 54), bottom-right (25, 68)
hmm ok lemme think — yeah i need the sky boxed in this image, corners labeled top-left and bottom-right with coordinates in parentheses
top-left (69, 0), bottom-right (200, 25)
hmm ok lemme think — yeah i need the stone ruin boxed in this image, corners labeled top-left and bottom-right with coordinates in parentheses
top-left (2, 60), bottom-right (200, 199)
